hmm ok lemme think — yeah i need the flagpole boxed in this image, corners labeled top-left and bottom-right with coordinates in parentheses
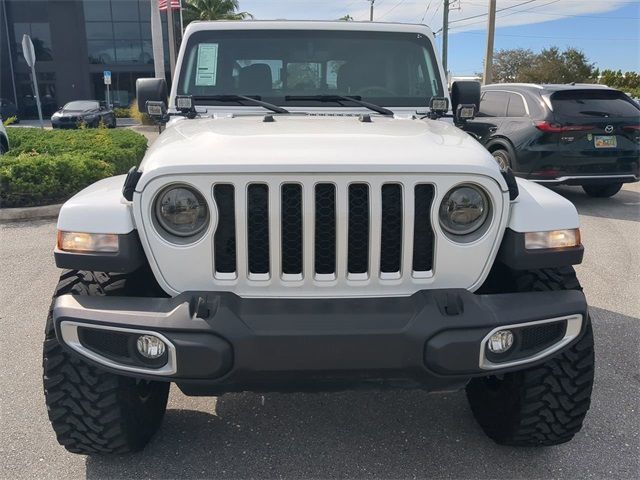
top-left (166, 2), bottom-right (177, 77)
top-left (151, 0), bottom-right (165, 80)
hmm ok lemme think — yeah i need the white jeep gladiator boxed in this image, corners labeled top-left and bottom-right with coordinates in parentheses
top-left (45, 21), bottom-right (594, 454)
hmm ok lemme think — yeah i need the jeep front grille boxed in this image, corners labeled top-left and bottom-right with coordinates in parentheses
top-left (213, 180), bottom-right (435, 281)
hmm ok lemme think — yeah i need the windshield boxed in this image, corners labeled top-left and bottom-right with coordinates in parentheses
top-left (64, 101), bottom-right (99, 111)
top-left (178, 29), bottom-right (444, 108)
top-left (551, 90), bottom-right (640, 119)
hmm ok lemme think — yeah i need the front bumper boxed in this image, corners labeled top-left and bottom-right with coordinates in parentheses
top-left (53, 289), bottom-right (587, 395)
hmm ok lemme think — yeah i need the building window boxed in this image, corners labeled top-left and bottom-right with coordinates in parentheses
top-left (13, 22), bottom-right (53, 62)
top-left (83, 0), bottom-right (157, 65)
top-left (16, 72), bottom-right (58, 117)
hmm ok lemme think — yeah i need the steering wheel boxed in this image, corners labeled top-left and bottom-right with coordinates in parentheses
top-left (354, 86), bottom-right (395, 97)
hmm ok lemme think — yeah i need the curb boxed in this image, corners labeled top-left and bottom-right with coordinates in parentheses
top-left (0, 203), bottom-right (62, 222)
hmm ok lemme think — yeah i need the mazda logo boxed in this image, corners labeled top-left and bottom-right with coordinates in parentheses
top-left (605, 125), bottom-right (614, 134)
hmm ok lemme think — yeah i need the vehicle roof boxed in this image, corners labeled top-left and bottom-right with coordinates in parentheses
top-left (184, 20), bottom-right (435, 38)
top-left (482, 83), bottom-right (619, 94)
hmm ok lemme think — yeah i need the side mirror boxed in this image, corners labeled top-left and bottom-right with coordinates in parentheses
top-left (136, 77), bottom-right (168, 120)
top-left (451, 81), bottom-right (481, 122)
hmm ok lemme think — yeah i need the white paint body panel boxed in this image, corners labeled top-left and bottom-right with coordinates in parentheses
top-left (54, 21), bottom-right (582, 299)
top-left (508, 178), bottom-right (580, 232)
top-left (137, 116), bottom-right (504, 187)
top-left (133, 172), bottom-right (510, 298)
top-left (57, 175), bottom-right (134, 234)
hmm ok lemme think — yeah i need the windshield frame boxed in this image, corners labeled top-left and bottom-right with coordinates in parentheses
top-left (176, 28), bottom-right (445, 111)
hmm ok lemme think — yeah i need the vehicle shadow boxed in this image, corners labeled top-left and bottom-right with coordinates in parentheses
top-left (549, 185), bottom-right (640, 222)
top-left (84, 306), bottom-right (640, 479)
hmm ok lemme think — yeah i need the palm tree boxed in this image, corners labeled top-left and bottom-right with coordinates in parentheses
top-left (182, 0), bottom-right (253, 24)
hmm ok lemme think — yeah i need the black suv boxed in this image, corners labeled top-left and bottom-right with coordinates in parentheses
top-left (465, 84), bottom-right (640, 197)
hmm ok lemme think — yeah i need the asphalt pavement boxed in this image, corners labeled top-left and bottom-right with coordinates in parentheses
top-left (0, 184), bottom-right (638, 479)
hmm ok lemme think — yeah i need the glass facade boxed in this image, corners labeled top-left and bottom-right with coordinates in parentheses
top-left (1, 0), bottom-right (175, 118)
top-left (84, 0), bottom-right (153, 65)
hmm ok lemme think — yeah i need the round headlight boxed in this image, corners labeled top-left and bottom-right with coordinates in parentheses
top-left (439, 184), bottom-right (490, 235)
top-left (155, 185), bottom-right (209, 237)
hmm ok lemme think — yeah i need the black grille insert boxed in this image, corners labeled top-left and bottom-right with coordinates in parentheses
top-left (520, 321), bottom-right (567, 353)
top-left (413, 184), bottom-right (435, 271)
top-left (247, 184), bottom-right (270, 274)
top-left (78, 327), bottom-right (131, 358)
top-left (315, 183), bottom-right (336, 275)
top-left (213, 184), bottom-right (236, 273)
top-left (348, 183), bottom-right (370, 274)
top-left (281, 184), bottom-right (303, 275)
top-left (380, 184), bottom-right (403, 273)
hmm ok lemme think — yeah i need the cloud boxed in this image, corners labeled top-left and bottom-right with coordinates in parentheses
top-left (241, 0), bottom-right (633, 32)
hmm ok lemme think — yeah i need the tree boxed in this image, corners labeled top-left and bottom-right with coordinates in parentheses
top-left (491, 48), bottom-right (536, 82)
top-left (487, 46), bottom-right (596, 84)
top-left (338, 14), bottom-right (354, 21)
top-left (182, 0), bottom-right (253, 25)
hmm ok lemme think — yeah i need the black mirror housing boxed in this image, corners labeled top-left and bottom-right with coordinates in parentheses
top-left (451, 81), bottom-right (481, 120)
top-left (136, 78), bottom-right (168, 113)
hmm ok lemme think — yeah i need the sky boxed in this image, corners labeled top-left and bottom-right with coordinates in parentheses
top-left (238, 0), bottom-right (640, 76)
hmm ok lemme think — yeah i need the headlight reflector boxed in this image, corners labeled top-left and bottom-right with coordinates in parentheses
top-left (57, 231), bottom-right (119, 253)
top-left (155, 185), bottom-right (209, 237)
top-left (524, 229), bottom-right (580, 249)
top-left (439, 184), bottom-right (490, 235)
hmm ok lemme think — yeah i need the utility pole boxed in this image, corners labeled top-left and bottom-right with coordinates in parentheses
top-left (369, 0), bottom-right (375, 21)
top-left (483, 0), bottom-right (497, 85)
top-left (442, 0), bottom-right (450, 75)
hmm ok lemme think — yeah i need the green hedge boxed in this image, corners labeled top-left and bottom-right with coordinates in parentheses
top-left (1, 128), bottom-right (147, 208)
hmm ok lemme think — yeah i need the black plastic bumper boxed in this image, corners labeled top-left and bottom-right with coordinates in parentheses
top-left (52, 289), bottom-right (588, 395)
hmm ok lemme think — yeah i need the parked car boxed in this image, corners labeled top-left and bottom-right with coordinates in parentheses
top-left (0, 98), bottom-right (19, 123)
top-left (465, 84), bottom-right (640, 197)
top-left (0, 120), bottom-right (8, 154)
top-left (51, 100), bottom-right (116, 129)
top-left (45, 20), bottom-right (594, 455)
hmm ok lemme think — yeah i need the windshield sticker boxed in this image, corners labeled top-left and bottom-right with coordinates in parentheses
top-left (195, 43), bottom-right (218, 86)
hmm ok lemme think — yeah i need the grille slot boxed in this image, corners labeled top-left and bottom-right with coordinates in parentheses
top-left (348, 183), bottom-right (370, 274)
top-left (213, 184), bottom-right (237, 274)
top-left (314, 183), bottom-right (336, 275)
top-left (247, 183), bottom-right (270, 274)
top-left (281, 184), bottom-right (303, 275)
top-left (413, 184), bottom-right (435, 272)
top-left (380, 184), bottom-right (403, 273)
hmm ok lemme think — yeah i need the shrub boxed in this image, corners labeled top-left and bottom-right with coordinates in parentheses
top-left (1, 128), bottom-right (148, 208)
top-left (130, 99), bottom-right (155, 125)
top-left (113, 107), bottom-right (131, 118)
top-left (2, 116), bottom-right (18, 126)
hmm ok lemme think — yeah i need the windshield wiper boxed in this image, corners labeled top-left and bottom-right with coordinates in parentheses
top-left (285, 95), bottom-right (394, 116)
top-left (192, 95), bottom-right (289, 114)
top-left (578, 110), bottom-right (610, 117)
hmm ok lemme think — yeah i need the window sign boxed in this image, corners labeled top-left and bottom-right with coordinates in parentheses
top-left (195, 43), bottom-right (218, 86)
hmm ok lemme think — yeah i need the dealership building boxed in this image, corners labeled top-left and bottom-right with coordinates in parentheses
top-left (1, 0), bottom-right (175, 118)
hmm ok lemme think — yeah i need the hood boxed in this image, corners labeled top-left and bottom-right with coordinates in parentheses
top-left (138, 115), bottom-right (502, 187)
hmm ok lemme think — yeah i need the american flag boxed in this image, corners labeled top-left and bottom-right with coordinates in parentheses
top-left (158, 0), bottom-right (181, 11)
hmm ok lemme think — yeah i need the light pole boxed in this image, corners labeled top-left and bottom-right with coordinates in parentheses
top-left (370, 0), bottom-right (375, 21)
top-left (483, 0), bottom-right (497, 85)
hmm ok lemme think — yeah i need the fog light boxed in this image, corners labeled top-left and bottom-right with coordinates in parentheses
top-left (487, 330), bottom-right (514, 354)
top-left (136, 335), bottom-right (166, 359)
top-left (525, 229), bottom-right (580, 249)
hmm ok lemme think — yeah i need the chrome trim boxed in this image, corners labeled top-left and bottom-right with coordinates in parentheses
top-left (59, 321), bottom-right (178, 376)
top-left (479, 314), bottom-right (583, 370)
top-left (534, 174), bottom-right (639, 184)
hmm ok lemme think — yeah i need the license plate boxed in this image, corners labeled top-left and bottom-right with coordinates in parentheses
top-left (594, 135), bottom-right (617, 148)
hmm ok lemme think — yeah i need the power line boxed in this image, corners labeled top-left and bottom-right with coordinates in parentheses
top-left (448, 0), bottom-right (562, 31)
top-left (429, 1), bottom-right (441, 25)
top-left (448, 0), bottom-right (538, 25)
top-left (420, 0), bottom-right (434, 23)
top-left (379, 0), bottom-right (408, 19)
top-left (458, 31), bottom-right (639, 41)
